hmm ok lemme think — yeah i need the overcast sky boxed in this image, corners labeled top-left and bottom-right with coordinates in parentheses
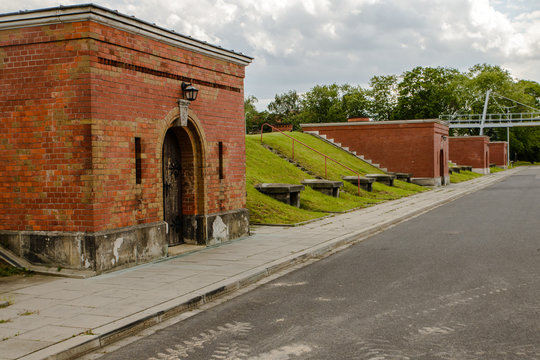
top-left (2, 0), bottom-right (540, 109)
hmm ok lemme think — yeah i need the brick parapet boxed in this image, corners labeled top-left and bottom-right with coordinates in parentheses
top-left (301, 121), bottom-right (449, 179)
top-left (449, 136), bottom-right (490, 169)
top-left (489, 142), bottom-right (508, 167)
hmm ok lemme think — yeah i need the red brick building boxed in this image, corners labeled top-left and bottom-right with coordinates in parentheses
top-left (489, 141), bottom-right (508, 167)
top-left (301, 120), bottom-right (450, 186)
top-left (448, 136), bottom-right (490, 174)
top-left (0, 5), bottom-right (252, 273)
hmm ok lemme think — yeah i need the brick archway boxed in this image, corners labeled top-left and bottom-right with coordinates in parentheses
top-left (158, 108), bottom-right (208, 244)
top-left (440, 149), bottom-right (445, 185)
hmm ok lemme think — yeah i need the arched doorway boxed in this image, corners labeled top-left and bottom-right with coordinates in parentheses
top-left (440, 149), bottom-right (445, 185)
top-left (161, 114), bottom-right (207, 245)
top-left (162, 129), bottom-right (183, 245)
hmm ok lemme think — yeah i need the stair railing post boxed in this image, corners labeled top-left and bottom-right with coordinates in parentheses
top-left (325, 157), bottom-right (327, 178)
top-left (292, 139), bottom-right (295, 160)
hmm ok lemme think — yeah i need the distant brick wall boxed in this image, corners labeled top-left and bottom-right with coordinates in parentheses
top-left (272, 124), bottom-right (293, 132)
top-left (0, 19), bottom-right (247, 233)
top-left (489, 142), bottom-right (508, 166)
top-left (301, 121), bottom-right (449, 179)
top-left (348, 117), bottom-right (370, 122)
top-left (449, 136), bottom-right (490, 169)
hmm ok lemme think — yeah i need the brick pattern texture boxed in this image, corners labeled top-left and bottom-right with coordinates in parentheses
top-left (0, 20), bottom-right (247, 233)
top-left (448, 137), bottom-right (490, 169)
top-left (489, 142), bottom-right (508, 166)
top-left (302, 122), bottom-right (449, 179)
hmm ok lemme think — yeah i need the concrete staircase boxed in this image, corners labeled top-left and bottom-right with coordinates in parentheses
top-left (303, 130), bottom-right (388, 172)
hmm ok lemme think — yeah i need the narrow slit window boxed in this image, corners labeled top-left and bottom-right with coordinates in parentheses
top-left (218, 142), bottom-right (224, 180)
top-left (135, 137), bottom-right (142, 184)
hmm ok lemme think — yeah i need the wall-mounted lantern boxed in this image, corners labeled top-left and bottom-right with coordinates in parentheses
top-left (178, 82), bottom-right (199, 126)
top-left (181, 82), bottom-right (199, 101)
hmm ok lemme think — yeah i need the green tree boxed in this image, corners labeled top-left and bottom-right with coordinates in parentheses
top-left (456, 64), bottom-right (540, 161)
top-left (244, 96), bottom-right (274, 134)
top-left (341, 84), bottom-right (370, 119)
top-left (244, 95), bottom-right (259, 133)
top-left (510, 126), bottom-right (540, 163)
top-left (393, 66), bottom-right (460, 120)
top-left (368, 75), bottom-right (398, 121)
top-left (268, 90), bottom-right (302, 121)
top-left (267, 90), bottom-right (303, 129)
top-left (301, 84), bottom-right (345, 123)
top-left (299, 84), bottom-right (370, 124)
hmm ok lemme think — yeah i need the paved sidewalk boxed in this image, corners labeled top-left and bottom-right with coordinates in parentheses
top-left (0, 168), bottom-right (521, 360)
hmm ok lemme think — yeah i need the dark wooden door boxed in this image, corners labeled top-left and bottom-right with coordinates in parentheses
top-left (440, 149), bottom-right (445, 184)
top-left (163, 130), bottom-right (183, 245)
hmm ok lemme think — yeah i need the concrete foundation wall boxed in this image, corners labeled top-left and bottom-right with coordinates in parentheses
top-left (0, 222), bottom-right (167, 273)
top-left (0, 208), bottom-right (248, 273)
top-left (412, 176), bottom-right (450, 187)
top-left (472, 168), bottom-right (491, 175)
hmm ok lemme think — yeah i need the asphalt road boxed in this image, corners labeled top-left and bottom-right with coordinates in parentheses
top-left (94, 167), bottom-right (540, 360)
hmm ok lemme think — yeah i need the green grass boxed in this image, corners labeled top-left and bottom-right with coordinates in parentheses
top-left (450, 170), bottom-right (483, 183)
top-left (489, 166), bottom-right (506, 173)
top-left (258, 131), bottom-right (383, 177)
top-left (258, 132), bottom-right (427, 199)
top-left (512, 161), bottom-right (540, 167)
top-left (18, 310), bottom-right (38, 316)
top-left (246, 136), bottom-right (363, 224)
top-left (246, 132), bottom-right (428, 224)
top-left (0, 260), bottom-right (31, 277)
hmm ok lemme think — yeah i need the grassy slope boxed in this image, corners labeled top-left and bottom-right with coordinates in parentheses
top-left (513, 161), bottom-right (540, 166)
top-left (258, 132), bottom-right (427, 199)
top-left (450, 170), bottom-right (483, 183)
top-left (247, 132), bottom-right (428, 224)
top-left (246, 136), bottom-right (362, 224)
top-left (489, 166), bottom-right (505, 173)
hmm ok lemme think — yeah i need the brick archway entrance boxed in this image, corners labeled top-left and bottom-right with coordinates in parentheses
top-left (162, 117), bottom-right (207, 245)
top-left (440, 149), bottom-right (445, 185)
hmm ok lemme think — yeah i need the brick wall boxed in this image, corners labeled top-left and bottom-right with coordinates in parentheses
top-left (449, 136), bottom-right (490, 170)
top-left (0, 22), bottom-right (94, 232)
top-left (0, 17), bottom-right (248, 234)
top-left (301, 121), bottom-right (449, 180)
top-left (489, 142), bottom-right (508, 167)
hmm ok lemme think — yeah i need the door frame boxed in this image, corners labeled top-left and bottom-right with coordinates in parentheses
top-left (158, 108), bottom-right (208, 244)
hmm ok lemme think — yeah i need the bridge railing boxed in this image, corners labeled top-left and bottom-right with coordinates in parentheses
top-left (440, 112), bottom-right (540, 122)
top-left (260, 123), bottom-right (362, 195)
top-left (440, 112), bottom-right (540, 128)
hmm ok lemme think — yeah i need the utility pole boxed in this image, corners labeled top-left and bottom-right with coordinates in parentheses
top-left (480, 90), bottom-right (491, 136)
top-left (507, 127), bottom-right (510, 167)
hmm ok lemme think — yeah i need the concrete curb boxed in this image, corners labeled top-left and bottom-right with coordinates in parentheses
top-left (22, 169), bottom-right (521, 360)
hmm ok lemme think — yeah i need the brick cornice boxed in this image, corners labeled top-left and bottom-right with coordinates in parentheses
top-left (0, 3), bottom-right (253, 66)
top-left (301, 119), bottom-right (448, 128)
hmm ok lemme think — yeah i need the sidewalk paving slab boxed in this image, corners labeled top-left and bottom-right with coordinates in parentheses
top-left (0, 168), bottom-right (522, 360)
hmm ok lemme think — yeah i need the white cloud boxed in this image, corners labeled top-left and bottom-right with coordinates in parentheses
top-left (1, 0), bottom-right (539, 109)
